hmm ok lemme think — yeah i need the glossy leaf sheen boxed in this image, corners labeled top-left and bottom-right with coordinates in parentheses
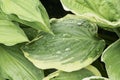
top-left (61, 0), bottom-right (120, 28)
top-left (0, 20), bottom-right (28, 46)
top-left (43, 65), bottom-right (101, 80)
top-left (0, 0), bottom-right (52, 33)
top-left (82, 76), bottom-right (108, 80)
top-left (0, 45), bottom-right (44, 80)
top-left (23, 15), bottom-right (105, 72)
top-left (102, 39), bottom-right (120, 80)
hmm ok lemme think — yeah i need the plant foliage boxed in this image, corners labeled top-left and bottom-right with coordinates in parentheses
top-left (0, 0), bottom-right (120, 80)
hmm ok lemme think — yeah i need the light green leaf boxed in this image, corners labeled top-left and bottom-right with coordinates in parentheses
top-left (0, 75), bottom-right (5, 80)
top-left (43, 65), bottom-right (101, 80)
top-left (102, 39), bottom-right (120, 80)
top-left (22, 15), bottom-right (105, 72)
top-left (0, 0), bottom-right (53, 34)
top-left (0, 20), bottom-right (28, 46)
top-left (0, 12), bottom-right (9, 20)
top-left (0, 45), bottom-right (44, 80)
top-left (82, 76), bottom-right (108, 80)
top-left (61, 0), bottom-right (120, 28)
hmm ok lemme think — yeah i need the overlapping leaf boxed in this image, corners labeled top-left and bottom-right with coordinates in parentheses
top-left (0, 45), bottom-right (44, 80)
top-left (43, 65), bottom-right (101, 80)
top-left (61, 0), bottom-right (120, 28)
top-left (0, 0), bottom-right (52, 33)
top-left (22, 15), bottom-right (105, 72)
top-left (0, 20), bottom-right (28, 46)
top-left (102, 39), bottom-right (120, 80)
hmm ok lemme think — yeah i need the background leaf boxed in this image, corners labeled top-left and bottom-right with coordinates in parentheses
top-left (0, 45), bottom-right (44, 80)
top-left (102, 39), bottom-right (120, 80)
top-left (0, 20), bottom-right (28, 46)
top-left (60, 0), bottom-right (120, 28)
top-left (22, 15), bottom-right (105, 72)
top-left (0, 0), bottom-right (52, 33)
top-left (43, 65), bottom-right (101, 80)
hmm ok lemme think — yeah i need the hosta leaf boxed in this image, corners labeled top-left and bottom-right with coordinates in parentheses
top-left (102, 39), bottom-right (120, 80)
top-left (43, 65), bottom-right (101, 80)
top-left (0, 75), bottom-right (5, 80)
top-left (82, 76), bottom-right (108, 80)
top-left (0, 12), bottom-right (9, 20)
top-left (0, 20), bottom-right (28, 46)
top-left (0, 0), bottom-right (52, 34)
top-left (22, 15), bottom-right (105, 72)
top-left (23, 27), bottom-right (41, 41)
top-left (60, 0), bottom-right (120, 28)
top-left (0, 45), bottom-right (44, 80)
top-left (8, 14), bottom-right (52, 34)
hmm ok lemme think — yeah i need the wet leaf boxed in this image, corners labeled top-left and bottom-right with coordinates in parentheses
top-left (22, 15), bottom-right (105, 72)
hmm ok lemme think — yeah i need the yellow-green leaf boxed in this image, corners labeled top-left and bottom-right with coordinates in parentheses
top-left (61, 0), bottom-right (120, 28)
top-left (0, 0), bottom-right (52, 33)
top-left (102, 39), bottom-right (120, 80)
top-left (43, 65), bottom-right (101, 80)
top-left (0, 20), bottom-right (28, 46)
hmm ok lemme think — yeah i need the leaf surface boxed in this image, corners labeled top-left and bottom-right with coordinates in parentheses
top-left (61, 0), bottom-right (120, 28)
top-left (22, 15), bottom-right (105, 72)
top-left (0, 20), bottom-right (28, 46)
top-left (43, 65), bottom-right (101, 80)
top-left (102, 39), bottom-right (120, 80)
top-left (0, 0), bottom-right (52, 33)
top-left (0, 45), bottom-right (44, 80)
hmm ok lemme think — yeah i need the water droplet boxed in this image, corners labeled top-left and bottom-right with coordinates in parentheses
top-left (56, 51), bottom-right (61, 54)
top-left (77, 22), bottom-right (82, 26)
top-left (62, 38), bottom-right (65, 40)
top-left (63, 34), bottom-right (68, 37)
top-left (75, 39), bottom-right (79, 41)
top-left (96, 48), bottom-right (100, 52)
top-left (96, 48), bottom-right (100, 54)
top-left (52, 37), bottom-right (55, 39)
top-left (62, 33), bottom-right (71, 38)
top-left (65, 48), bottom-right (71, 51)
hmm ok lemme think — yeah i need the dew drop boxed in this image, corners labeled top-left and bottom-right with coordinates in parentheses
top-left (77, 22), bottom-right (82, 26)
top-left (56, 51), bottom-right (61, 54)
top-left (62, 33), bottom-right (71, 38)
top-left (65, 48), bottom-right (71, 51)
top-left (96, 48), bottom-right (100, 52)
top-left (52, 36), bottom-right (55, 39)
top-left (62, 38), bottom-right (65, 40)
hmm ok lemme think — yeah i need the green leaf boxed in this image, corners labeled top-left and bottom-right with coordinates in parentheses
top-left (0, 20), bottom-right (28, 46)
top-left (82, 76), bottom-right (108, 80)
top-left (102, 39), bottom-right (120, 80)
top-left (0, 0), bottom-right (53, 34)
top-left (22, 27), bottom-right (41, 41)
top-left (61, 0), bottom-right (120, 28)
top-left (43, 65), bottom-right (101, 80)
top-left (0, 12), bottom-right (9, 20)
top-left (0, 45), bottom-right (44, 80)
top-left (0, 75), bottom-right (5, 80)
top-left (22, 15), bottom-right (105, 72)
